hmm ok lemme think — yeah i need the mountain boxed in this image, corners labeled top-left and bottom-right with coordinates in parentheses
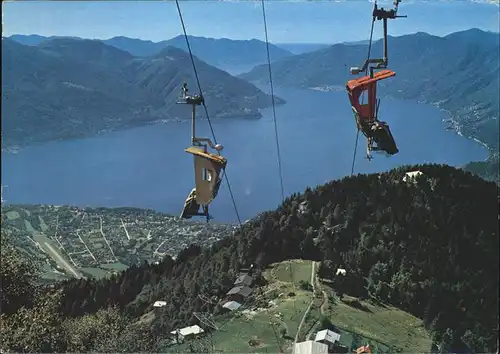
top-left (102, 36), bottom-right (167, 57)
top-left (7, 34), bottom-right (81, 46)
top-left (342, 39), bottom-right (372, 45)
top-left (8, 34), bottom-right (294, 71)
top-left (274, 43), bottom-right (332, 55)
top-left (2, 163), bottom-right (497, 353)
top-left (463, 152), bottom-right (499, 182)
top-left (240, 29), bottom-right (500, 152)
top-left (1, 38), bottom-right (283, 149)
top-left (8, 34), bottom-right (50, 46)
top-left (160, 35), bottom-right (294, 68)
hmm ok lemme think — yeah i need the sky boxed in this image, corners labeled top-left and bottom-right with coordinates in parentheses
top-left (2, 0), bottom-right (499, 44)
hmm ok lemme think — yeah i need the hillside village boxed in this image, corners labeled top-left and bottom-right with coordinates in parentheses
top-left (165, 266), bottom-right (257, 343)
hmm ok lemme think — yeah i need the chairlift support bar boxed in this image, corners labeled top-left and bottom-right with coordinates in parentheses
top-left (350, 0), bottom-right (407, 77)
top-left (177, 83), bottom-right (222, 152)
top-left (1, 185), bottom-right (7, 204)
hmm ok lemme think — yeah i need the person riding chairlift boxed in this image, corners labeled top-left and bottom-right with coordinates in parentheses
top-left (347, 70), bottom-right (399, 158)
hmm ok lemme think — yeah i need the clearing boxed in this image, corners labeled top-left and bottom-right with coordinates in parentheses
top-left (167, 259), bottom-right (315, 353)
top-left (322, 292), bottom-right (432, 353)
top-left (165, 260), bottom-right (432, 354)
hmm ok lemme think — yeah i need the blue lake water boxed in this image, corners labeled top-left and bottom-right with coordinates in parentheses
top-left (1, 85), bottom-right (488, 223)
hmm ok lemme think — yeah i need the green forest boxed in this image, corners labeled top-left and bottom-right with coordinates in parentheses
top-left (1, 163), bottom-right (498, 353)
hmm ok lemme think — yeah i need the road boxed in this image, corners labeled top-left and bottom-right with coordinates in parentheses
top-left (77, 230), bottom-right (97, 262)
top-left (120, 218), bottom-right (131, 240)
top-left (100, 217), bottom-right (117, 261)
top-left (44, 242), bottom-right (83, 279)
top-left (306, 290), bottom-right (329, 340)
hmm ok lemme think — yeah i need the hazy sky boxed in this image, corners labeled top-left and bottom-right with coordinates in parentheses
top-left (2, 1), bottom-right (499, 44)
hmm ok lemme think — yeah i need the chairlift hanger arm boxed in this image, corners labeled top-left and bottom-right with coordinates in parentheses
top-left (194, 137), bottom-right (223, 151)
top-left (177, 94), bottom-right (204, 106)
top-left (350, 58), bottom-right (385, 75)
top-left (350, 0), bottom-right (406, 75)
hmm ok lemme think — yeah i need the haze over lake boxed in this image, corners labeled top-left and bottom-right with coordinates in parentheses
top-left (1, 84), bottom-right (488, 223)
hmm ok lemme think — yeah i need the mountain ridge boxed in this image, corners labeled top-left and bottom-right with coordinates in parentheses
top-left (240, 28), bottom-right (500, 153)
top-left (7, 34), bottom-right (294, 71)
top-left (1, 38), bottom-right (284, 149)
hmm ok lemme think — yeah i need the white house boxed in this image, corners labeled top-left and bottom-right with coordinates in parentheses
top-left (336, 268), bottom-right (346, 276)
top-left (170, 325), bottom-right (204, 340)
top-left (315, 329), bottom-right (341, 345)
top-left (153, 301), bottom-right (167, 308)
top-left (294, 340), bottom-right (328, 354)
top-left (403, 170), bottom-right (424, 183)
top-left (222, 301), bottom-right (242, 311)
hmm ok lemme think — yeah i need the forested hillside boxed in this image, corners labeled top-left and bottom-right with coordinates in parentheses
top-left (463, 153), bottom-right (499, 182)
top-left (2, 164), bottom-right (494, 353)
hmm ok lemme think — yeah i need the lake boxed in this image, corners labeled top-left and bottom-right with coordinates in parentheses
top-left (1, 85), bottom-right (488, 223)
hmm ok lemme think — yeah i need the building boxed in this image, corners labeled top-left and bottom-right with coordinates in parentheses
top-left (234, 273), bottom-right (253, 287)
top-left (226, 285), bottom-right (253, 303)
top-left (336, 268), bottom-right (346, 276)
top-left (170, 325), bottom-right (204, 341)
top-left (222, 300), bottom-right (242, 311)
top-left (153, 301), bottom-right (167, 308)
top-left (403, 170), bottom-right (424, 183)
top-left (315, 329), bottom-right (341, 351)
top-left (294, 340), bottom-right (328, 354)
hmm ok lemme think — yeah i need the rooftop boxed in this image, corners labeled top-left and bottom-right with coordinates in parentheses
top-left (234, 273), bottom-right (253, 286)
top-left (227, 285), bottom-right (253, 297)
top-left (222, 301), bottom-right (242, 311)
top-left (403, 170), bottom-right (424, 182)
top-left (170, 325), bottom-right (204, 337)
top-left (315, 329), bottom-right (341, 344)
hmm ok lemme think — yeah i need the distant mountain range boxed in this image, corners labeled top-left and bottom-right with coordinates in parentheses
top-left (1, 37), bottom-right (283, 149)
top-left (241, 28), bottom-right (500, 152)
top-left (8, 34), bottom-right (294, 72)
top-left (275, 43), bottom-right (331, 54)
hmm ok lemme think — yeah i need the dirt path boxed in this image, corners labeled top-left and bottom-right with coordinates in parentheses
top-left (320, 290), bottom-right (328, 314)
top-left (100, 216), bottom-right (117, 261)
top-left (120, 218), bottom-right (131, 240)
top-left (305, 273), bottom-right (329, 341)
top-left (294, 261), bottom-right (316, 345)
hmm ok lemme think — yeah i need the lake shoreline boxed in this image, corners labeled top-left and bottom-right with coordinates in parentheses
top-left (305, 85), bottom-right (494, 163)
top-left (2, 86), bottom-right (488, 223)
top-left (2, 85), bottom-right (490, 163)
top-left (1, 112), bottom-right (265, 155)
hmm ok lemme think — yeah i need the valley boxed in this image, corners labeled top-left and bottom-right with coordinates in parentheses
top-left (164, 260), bottom-right (432, 353)
top-left (1, 163), bottom-right (498, 353)
top-left (1, 205), bottom-right (234, 281)
top-left (1, 2), bottom-right (499, 351)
